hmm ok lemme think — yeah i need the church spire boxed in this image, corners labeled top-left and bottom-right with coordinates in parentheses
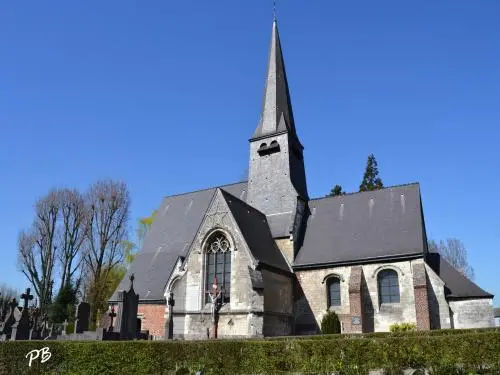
top-left (252, 20), bottom-right (299, 144)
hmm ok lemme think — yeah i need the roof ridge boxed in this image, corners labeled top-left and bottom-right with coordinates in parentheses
top-left (163, 180), bottom-right (248, 199)
top-left (310, 182), bottom-right (420, 202)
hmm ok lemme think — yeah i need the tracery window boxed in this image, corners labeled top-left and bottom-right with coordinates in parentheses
top-left (377, 269), bottom-right (400, 304)
top-left (327, 277), bottom-right (341, 307)
top-left (205, 232), bottom-right (231, 304)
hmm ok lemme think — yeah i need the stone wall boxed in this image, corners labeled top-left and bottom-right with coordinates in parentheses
top-left (180, 312), bottom-right (263, 340)
top-left (425, 264), bottom-right (451, 329)
top-left (262, 269), bottom-right (293, 336)
top-left (296, 260), bottom-right (431, 333)
top-left (247, 133), bottom-right (303, 219)
top-left (449, 299), bottom-right (495, 329)
top-left (275, 238), bottom-right (294, 266)
top-left (295, 266), bottom-right (351, 330)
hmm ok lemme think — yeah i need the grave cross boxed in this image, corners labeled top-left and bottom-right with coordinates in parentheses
top-left (21, 288), bottom-right (34, 309)
top-left (108, 305), bottom-right (117, 330)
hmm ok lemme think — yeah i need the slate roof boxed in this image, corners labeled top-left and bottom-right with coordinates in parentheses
top-left (294, 183), bottom-right (426, 268)
top-left (438, 256), bottom-right (493, 299)
top-left (220, 189), bottom-right (290, 273)
top-left (252, 20), bottom-right (300, 144)
top-left (109, 181), bottom-right (248, 302)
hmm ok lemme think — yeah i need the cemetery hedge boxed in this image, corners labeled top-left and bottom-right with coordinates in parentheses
top-left (1, 331), bottom-right (500, 375)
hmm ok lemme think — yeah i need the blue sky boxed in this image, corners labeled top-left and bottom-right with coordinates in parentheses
top-left (1, 1), bottom-right (499, 304)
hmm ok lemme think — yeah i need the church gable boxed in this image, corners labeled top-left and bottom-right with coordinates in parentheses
top-left (109, 182), bottom-right (247, 304)
top-left (172, 188), bottom-right (262, 312)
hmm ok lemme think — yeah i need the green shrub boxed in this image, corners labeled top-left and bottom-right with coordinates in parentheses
top-left (389, 322), bottom-right (417, 332)
top-left (1, 331), bottom-right (499, 375)
top-left (320, 310), bottom-right (341, 334)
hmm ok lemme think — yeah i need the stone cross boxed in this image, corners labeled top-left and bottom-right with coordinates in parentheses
top-left (21, 288), bottom-right (34, 310)
top-left (108, 305), bottom-right (117, 331)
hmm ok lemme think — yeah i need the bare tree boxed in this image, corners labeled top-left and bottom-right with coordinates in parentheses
top-left (18, 190), bottom-right (60, 310)
top-left (428, 238), bottom-right (475, 280)
top-left (57, 189), bottom-right (88, 291)
top-left (84, 180), bottom-right (130, 322)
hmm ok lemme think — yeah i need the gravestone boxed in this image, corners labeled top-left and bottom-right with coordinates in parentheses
top-left (115, 274), bottom-right (139, 340)
top-left (74, 302), bottom-right (90, 333)
top-left (29, 325), bottom-right (41, 340)
top-left (0, 299), bottom-right (18, 340)
top-left (40, 314), bottom-right (49, 339)
top-left (28, 307), bottom-right (41, 340)
top-left (62, 319), bottom-right (69, 336)
top-left (11, 288), bottom-right (34, 340)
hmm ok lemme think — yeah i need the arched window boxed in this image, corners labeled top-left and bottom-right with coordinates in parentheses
top-left (205, 232), bottom-right (231, 303)
top-left (377, 269), bottom-right (400, 304)
top-left (327, 277), bottom-right (341, 307)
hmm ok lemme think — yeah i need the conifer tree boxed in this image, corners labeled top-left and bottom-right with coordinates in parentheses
top-left (327, 184), bottom-right (345, 197)
top-left (359, 154), bottom-right (384, 192)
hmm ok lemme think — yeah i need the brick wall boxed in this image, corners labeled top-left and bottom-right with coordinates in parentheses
top-left (412, 263), bottom-right (430, 330)
top-left (347, 266), bottom-right (363, 333)
top-left (137, 304), bottom-right (166, 338)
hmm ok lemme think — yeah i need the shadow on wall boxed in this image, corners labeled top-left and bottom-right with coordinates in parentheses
top-left (426, 272), bottom-right (442, 329)
top-left (293, 278), bottom-right (319, 334)
top-left (425, 252), bottom-right (443, 330)
top-left (362, 272), bottom-right (375, 333)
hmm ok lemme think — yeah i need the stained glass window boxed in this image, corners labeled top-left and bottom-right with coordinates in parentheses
top-left (205, 233), bottom-right (231, 303)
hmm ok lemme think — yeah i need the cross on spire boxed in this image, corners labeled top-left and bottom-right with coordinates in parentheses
top-left (21, 288), bottom-right (34, 309)
top-left (273, 0), bottom-right (277, 22)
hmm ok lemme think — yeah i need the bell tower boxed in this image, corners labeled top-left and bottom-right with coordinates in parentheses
top-left (247, 20), bottom-right (308, 238)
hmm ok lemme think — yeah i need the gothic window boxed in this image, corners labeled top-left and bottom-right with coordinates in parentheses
top-left (377, 269), bottom-right (400, 304)
top-left (327, 277), bottom-right (341, 307)
top-left (205, 233), bottom-right (231, 304)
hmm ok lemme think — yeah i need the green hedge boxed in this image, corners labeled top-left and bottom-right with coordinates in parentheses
top-left (1, 331), bottom-right (500, 375)
top-left (265, 327), bottom-right (500, 341)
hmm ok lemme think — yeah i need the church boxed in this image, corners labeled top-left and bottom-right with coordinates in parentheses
top-left (110, 20), bottom-right (495, 339)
